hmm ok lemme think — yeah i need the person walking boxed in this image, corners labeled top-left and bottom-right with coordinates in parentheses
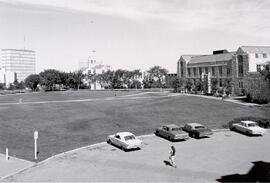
top-left (169, 145), bottom-right (177, 168)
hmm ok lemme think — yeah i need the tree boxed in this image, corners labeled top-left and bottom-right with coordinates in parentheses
top-left (0, 83), bottom-right (5, 90)
top-left (185, 79), bottom-right (193, 92)
top-left (25, 74), bottom-right (40, 91)
top-left (171, 78), bottom-right (185, 92)
top-left (39, 69), bottom-right (61, 91)
top-left (146, 66), bottom-right (168, 88)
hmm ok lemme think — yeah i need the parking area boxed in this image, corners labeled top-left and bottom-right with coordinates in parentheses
top-left (2, 130), bottom-right (270, 182)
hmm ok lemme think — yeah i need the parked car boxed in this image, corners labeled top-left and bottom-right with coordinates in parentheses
top-left (182, 123), bottom-right (213, 138)
top-left (230, 121), bottom-right (266, 136)
top-left (155, 124), bottom-right (189, 141)
top-left (106, 132), bottom-right (142, 151)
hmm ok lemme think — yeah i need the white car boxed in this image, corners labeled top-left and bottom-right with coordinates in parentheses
top-left (106, 132), bottom-right (142, 151)
top-left (231, 121), bottom-right (266, 136)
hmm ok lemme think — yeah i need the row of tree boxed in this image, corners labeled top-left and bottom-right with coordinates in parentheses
top-left (11, 65), bottom-right (169, 91)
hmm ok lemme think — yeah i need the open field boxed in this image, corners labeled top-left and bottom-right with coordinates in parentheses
top-left (0, 90), bottom-right (141, 104)
top-left (0, 91), bottom-right (269, 162)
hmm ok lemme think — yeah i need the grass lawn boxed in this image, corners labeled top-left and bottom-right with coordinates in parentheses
top-left (0, 91), bottom-right (268, 162)
top-left (0, 90), bottom-right (141, 103)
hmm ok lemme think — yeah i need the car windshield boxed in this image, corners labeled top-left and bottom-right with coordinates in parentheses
top-left (124, 135), bottom-right (136, 141)
top-left (171, 128), bottom-right (181, 131)
top-left (248, 123), bottom-right (258, 127)
top-left (195, 125), bottom-right (205, 129)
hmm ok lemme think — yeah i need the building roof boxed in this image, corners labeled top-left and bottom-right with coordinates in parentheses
top-left (239, 46), bottom-right (270, 54)
top-left (188, 52), bottom-right (235, 64)
top-left (180, 55), bottom-right (201, 63)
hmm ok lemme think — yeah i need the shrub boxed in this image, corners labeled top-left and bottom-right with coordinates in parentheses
top-left (224, 117), bottom-right (270, 129)
top-left (243, 72), bottom-right (270, 104)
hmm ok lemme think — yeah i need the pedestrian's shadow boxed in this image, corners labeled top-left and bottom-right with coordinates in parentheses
top-left (163, 160), bottom-right (173, 167)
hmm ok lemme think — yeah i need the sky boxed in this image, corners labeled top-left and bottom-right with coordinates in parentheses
top-left (0, 0), bottom-right (270, 73)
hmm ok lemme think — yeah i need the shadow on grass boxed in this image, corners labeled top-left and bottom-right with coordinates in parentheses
top-left (216, 161), bottom-right (270, 182)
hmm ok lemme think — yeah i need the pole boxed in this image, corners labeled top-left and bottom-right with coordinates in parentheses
top-left (6, 148), bottom-right (9, 160)
top-left (34, 139), bottom-right (37, 160)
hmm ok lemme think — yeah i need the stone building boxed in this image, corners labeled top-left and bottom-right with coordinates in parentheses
top-left (177, 46), bottom-right (270, 95)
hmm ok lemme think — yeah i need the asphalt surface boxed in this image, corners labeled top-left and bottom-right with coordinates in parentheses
top-left (2, 130), bottom-right (270, 182)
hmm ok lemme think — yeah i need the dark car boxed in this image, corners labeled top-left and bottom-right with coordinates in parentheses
top-left (155, 124), bottom-right (189, 141)
top-left (182, 123), bottom-right (213, 139)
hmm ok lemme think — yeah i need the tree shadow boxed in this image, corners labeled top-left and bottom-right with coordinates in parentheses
top-left (216, 161), bottom-right (270, 182)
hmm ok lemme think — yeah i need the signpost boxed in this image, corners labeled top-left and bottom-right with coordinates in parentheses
top-left (34, 131), bottom-right (38, 160)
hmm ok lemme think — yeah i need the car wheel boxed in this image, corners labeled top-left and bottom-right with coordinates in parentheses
top-left (192, 133), bottom-right (196, 138)
top-left (121, 146), bottom-right (125, 151)
top-left (230, 127), bottom-right (235, 131)
top-left (169, 136), bottom-right (173, 141)
top-left (155, 131), bottom-right (159, 136)
top-left (246, 131), bottom-right (250, 136)
top-left (107, 139), bottom-right (111, 144)
top-left (195, 133), bottom-right (199, 139)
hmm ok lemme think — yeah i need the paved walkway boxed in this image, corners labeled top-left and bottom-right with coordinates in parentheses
top-left (2, 131), bottom-right (269, 182)
top-left (0, 154), bottom-right (34, 179)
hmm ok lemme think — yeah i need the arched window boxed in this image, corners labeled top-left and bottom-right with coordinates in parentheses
top-left (180, 61), bottom-right (184, 77)
top-left (237, 55), bottom-right (244, 77)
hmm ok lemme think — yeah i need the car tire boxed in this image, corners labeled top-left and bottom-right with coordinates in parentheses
top-left (121, 146), bottom-right (125, 151)
top-left (230, 127), bottom-right (235, 131)
top-left (192, 133), bottom-right (196, 138)
top-left (246, 131), bottom-right (250, 136)
top-left (107, 139), bottom-right (111, 144)
top-left (169, 136), bottom-right (173, 141)
top-left (155, 131), bottom-right (159, 136)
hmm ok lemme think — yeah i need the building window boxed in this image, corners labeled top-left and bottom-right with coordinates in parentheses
top-left (255, 53), bottom-right (259, 58)
top-left (188, 68), bottom-right (191, 77)
top-left (205, 67), bottom-right (208, 74)
top-left (212, 67), bottom-right (215, 76)
top-left (238, 55), bottom-right (244, 77)
top-left (219, 79), bottom-right (223, 87)
top-left (263, 53), bottom-right (267, 58)
top-left (227, 67), bottom-right (231, 76)
top-left (193, 68), bottom-right (196, 77)
top-left (180, 61), bottom-right (184, 77)
top-left (219, 66), bottom-right (223, 76)
top-left (239, 81), bottom-right (243, 88)
top-left (199, 67), bottom-right (202, 76)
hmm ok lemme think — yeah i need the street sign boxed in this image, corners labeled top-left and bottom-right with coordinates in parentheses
top-left (34, 131), bottom-right (38, 140)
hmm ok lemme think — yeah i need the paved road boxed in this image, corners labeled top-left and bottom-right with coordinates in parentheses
top-left (2, 130), bottom-right (270, 182)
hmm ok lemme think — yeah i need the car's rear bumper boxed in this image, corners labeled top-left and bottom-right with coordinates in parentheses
top-left (199, 132), bottom-right (213, 137)
top-left (174, 135), bottom-right (189, 140)
top-left (126, 144), bottom-right (142, 149)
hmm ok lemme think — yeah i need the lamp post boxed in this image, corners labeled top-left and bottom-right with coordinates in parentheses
top-left (34, 131), bottom-right (38, 160)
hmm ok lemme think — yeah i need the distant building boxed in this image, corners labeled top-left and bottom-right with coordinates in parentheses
top-left (177, 46), bottom-right (270, 95)
top-left (0, 68), bottom-right (16, 87)
top-left (79, 55), bottom-right (111, 90)
top-left (1, 49), bottom-right (36, 81)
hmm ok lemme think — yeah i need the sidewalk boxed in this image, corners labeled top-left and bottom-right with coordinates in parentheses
top-left (0, 154), bottom-right (34, 179)
top-left (180, 93), bottom-right (262, 106)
